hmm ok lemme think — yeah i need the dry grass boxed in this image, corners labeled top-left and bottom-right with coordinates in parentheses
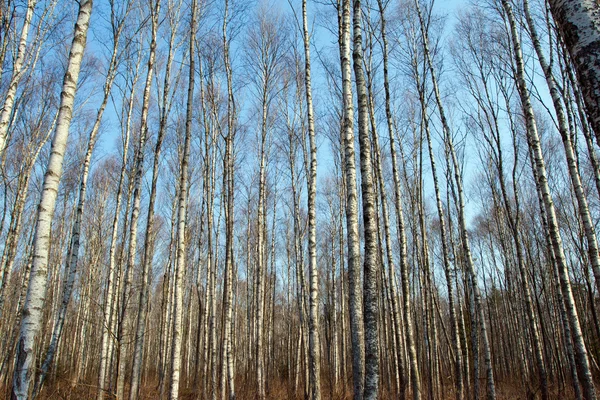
top-left (0, 377), bottom-right (581, 399)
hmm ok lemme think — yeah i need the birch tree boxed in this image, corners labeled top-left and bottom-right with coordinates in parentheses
top-left (129, 1), bottom-right (184, 397)
top-left (11, 1), bottom-right (92, 397)
top-left (338, 0), bottom-right (365, 398)
top-left (301, 1), bottom-right (322, 399)
top-left (2, 0), bottom-right (600, 398)
top-left (501, 0), bottom-right (596, 398)
top-left (0, 0), bottom-right (37, 159)
top-left (546, 0), bottom-right (600, 143)
top-left (114, 1), bottom-right (161, 397)
top-left (221, 0), bottom-right (236, 397)
top-left (33, 3), bottom-right (130, 393)
top-left (352, 0), bottom-right (380, 397)
top-left (169, 2), bottom-right (196, 398)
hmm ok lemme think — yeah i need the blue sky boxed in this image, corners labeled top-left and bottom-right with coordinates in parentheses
top-left (84, 0), bottom-right (536, 233)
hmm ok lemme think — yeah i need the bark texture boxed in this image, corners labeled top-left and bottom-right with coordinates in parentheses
top-left (547, 0), bottom-right (600, 143)
top-left (11, 1), bottom-right (92, 398)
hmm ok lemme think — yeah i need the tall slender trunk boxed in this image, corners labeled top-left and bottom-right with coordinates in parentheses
top-left (338, 1), bottom-right (365, 397)
top-left (331, 229), bottom-right (339, 391)
top-left (0, 0), bottom-right (37, 159)
top-left (546, 0), bottom-right (600, 142)
top-left (115, 2), bottom-right (160, 396)
top-left (10, 1), bottom-right (92, 398)
top-left (255, 74), bottom-right (267, 400)
top-left (221, 1), bottom-right (236, 397)
top-left (502, 1), bottom-right (597, 398)
top-left (374, 3), bottom-right (416, 398)
top-left (159, 189), bottom-right (179, 399)
top-left (196, 53), bottom-right (218, 400)
top-left (418, 67), bottom-right (461, 400)
top-left (352, 0), bottom-right (379, 397)
top-left (97, 56), bottom-right (141, 400)
top-left (129, 4), bottom-right (181, 397)
top-left (302, 0), bottom-right (322, 398)
top-left (414, 2), bottom-right (496, 398)
top-left (169, 2), bottom-right (196, 397)
top-left (34, 12), bottom-right (125, 394)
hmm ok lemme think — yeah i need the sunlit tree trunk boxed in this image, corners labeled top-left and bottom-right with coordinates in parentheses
top-left (352, 0), bottom-right (379, 397)
top-left (339, 0), bottom-right (365, 398)
top-left (0, 0), bottom-right (37, 159)
top-left (221, 1), bottom-right (236, 397)
top-left (34, 7), bottom-right (126, 394)
top-left (169, 2), bottom-right (196, 397)
top-left (546, 0), bottom-right (600, 143)
top-left (129, 2), bottom-right (181, 396)
top-left (414, 2), bottom-right (496, 398)
top-left (11, 1), bottom-right (92, 397)
top-left (374, 3), bottom-right (414, 398)
top-left (502, 1), bottom-right (597, 398)
top-left (97, 48), bottom-right (142, 399)
top-left (301, 0), bottom-right (322, 398)
top-left (115, 1), bottom-right (160, 397)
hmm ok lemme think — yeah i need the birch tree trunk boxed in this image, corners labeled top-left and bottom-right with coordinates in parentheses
top-left (169, 2), bottom-right (196, 398)
top-left (255, 36), bottom-right (268, 400)
top-left (502, 1), bottom-right (597, 398)
top-left (352, 0), bottom-right (380, 397)
top-left (97, 51), bottom-right (142, 400)
top-left (11, 1), bottom-right (92, 397)
top-left (159, 190), bottom-right (179, 399)
top-left (546, 0), bottom-right (600, 143)
top-left (369, 100), bottom-right (408, 400)
top-left (333, 1), bottom-right (366, 395)
top-left (413, 2), bottom-right (496, 398)
top-left (34, 8), bottom-right (126, 394)
top-left (374, 3), bottom-right (417, 398)
top-left (520, 0), bottom-right (600, 310)
top-left (129, 2), bottom-right (181, 396)
top-left (302, 0), bottom-right (322, 398)
top-left (337, 1), bottom-right (365, 398)
top-left (196, 48), bottom-right (219, 400)
top-left (0, 0), bottom-right (37, 159)
top-left (221, 1), bottom-right (236, 397)
top-left (418, 68), bottom-right (461, 400)
top-left (115, 2), bottom-right (160, 396)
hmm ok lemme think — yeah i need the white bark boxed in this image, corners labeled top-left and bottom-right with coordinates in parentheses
top-left (97, 54), bottom-right (140, 400)
top-left (339, 0), bottom-right (365, 398)
top-left (352, 0), bottom-right (379, 397)
top-left (0, 0), bottom-right (37, 159)
top-left (34, 12), bottom-right (124, 394)
top-left (503, 1), bottom-right (597, 398)
top-left (376, 2), bottom-right (421, 398)
top-left (129, 3), bottom-right (179, 396)
top-left (115, 2), bottom-right (160, 396)
top-left (11, 1), bottom-right (92, 398)
top-left (420, 73), bottom-right (460, 400)
top-left (414, 1), bottom-right (496, 398)
top-left (255, 56), bottom-right (267, 400)
top-left (221, 1), bottom-right (236, 397)
top-left (302, 0), bottom-right (322, 398)
top-left (547, 0), bottom-right (600, 143)
top-left (169, 0), bottom-right (195, 397)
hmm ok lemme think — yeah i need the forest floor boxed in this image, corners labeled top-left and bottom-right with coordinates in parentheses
top-left (0, 376), bottom-right (580, 399)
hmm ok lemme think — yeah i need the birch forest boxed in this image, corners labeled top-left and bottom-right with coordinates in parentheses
top-left (3, 0), bottom-right (600, 398)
